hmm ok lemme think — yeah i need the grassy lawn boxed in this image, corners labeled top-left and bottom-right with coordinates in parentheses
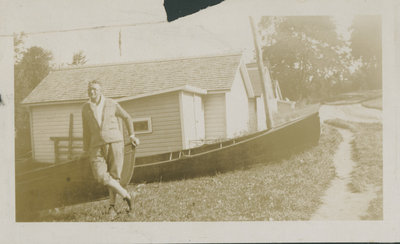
top-left (36, 124), bottom-right (341, 222)
top-left (361, 97), bottom-right (382, 110)
top-left (324, 119), bottom-right (383, 220)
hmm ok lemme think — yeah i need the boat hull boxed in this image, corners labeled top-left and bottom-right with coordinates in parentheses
top-left (133, 111), bottom-right (320, 183)
top-left (15, 112), bottom-right (320, 220)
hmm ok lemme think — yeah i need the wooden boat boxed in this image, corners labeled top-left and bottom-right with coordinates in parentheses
top-left (15, 111), bottom-right (320, 220)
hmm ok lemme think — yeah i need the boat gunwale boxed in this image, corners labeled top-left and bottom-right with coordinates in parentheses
top-left (16, 111), bottom-right (320, 177)
top-left (135, 111), bottom-right (319, 168)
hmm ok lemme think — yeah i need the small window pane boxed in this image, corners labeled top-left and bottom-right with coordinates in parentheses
top-left (133, 121), bottom-right (149, 132)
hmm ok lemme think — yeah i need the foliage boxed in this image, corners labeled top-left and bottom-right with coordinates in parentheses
top-left (70, 50), bottom-right (87, 66)
top-left (259, 16), bottom-right (351, 102)
top-left (350, 15), bottom-right (381, 62)
top-left (350, 15), bottom-right (382, 89)
top-left (14, 47), bottom-right (53, 101)
top-left (13, 32), bottom-right (26, 64)
top-left (14, 45), bottom-right (53, 158)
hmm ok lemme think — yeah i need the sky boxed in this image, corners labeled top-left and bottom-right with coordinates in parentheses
top-left (1, 0), bottom-right (360, 66)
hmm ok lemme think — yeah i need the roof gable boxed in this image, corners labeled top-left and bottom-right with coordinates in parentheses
top-left (246, 63), bottom-right (264, 97)
top-left (22, 53), bottom-right (243, 105)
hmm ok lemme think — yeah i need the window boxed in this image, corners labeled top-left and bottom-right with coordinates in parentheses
top-left (133, 117), bottom-right (152, 134)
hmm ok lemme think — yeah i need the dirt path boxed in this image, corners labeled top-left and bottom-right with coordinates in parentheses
top-left (310, 128), bottom-right (376, 220)
top-left (319, 103), bottom-right (382, 123)
top-left (311, 104), bottom-right (381, 220)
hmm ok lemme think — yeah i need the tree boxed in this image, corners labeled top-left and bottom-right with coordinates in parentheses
top-left (14, 32), bottom-right (26, 64)
top-left (350, 15), bottom-right (382, 89)
top-left (70, 50), bottom-right (87, 66)
top-left (14, 46), bottom-right (53, 158)
top-left (259, 16), bottom-right (351, 102)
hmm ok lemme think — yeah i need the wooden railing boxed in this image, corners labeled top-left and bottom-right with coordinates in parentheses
top-left (50, 113), bottom-right (84, 163)
top-left (50, 136), bottom-right (83, 163)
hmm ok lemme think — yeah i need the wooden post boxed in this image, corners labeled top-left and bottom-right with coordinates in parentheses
top-left (249, 16), bottom-right (274, 129)
top-left (68, 113), bottom-right (73, 160)
top-left (54, 139), bottom-right (59, 163)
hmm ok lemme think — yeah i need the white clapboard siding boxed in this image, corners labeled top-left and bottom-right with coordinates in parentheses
top-left (256, 95), bottom-right (267, 131)
top-left (204, 93), bottom-right (226, 140)
top-left (121, 92), bottom-right (182, 156)
top-left (248, 98), bottom-right (257, 133)
top-left (180, 92), bottom-right (205, 149)
top-left (193, 93), bottom-right (205, 144)
top-left (225, 69), bottom-right (250, 138)
top-left (31, 103), bottom-right (84, 163)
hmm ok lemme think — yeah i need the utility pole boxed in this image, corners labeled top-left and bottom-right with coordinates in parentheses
top-left (249, 16), bottom-right (274, 129)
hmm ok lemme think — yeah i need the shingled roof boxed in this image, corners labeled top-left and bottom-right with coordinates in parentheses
top-left (22, 53), bottom-right (243, 105)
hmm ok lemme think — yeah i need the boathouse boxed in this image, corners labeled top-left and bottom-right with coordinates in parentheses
top-left (22, 52), bottom-right (276, 163)
top-left (246, 62), bottom-right (295, 113)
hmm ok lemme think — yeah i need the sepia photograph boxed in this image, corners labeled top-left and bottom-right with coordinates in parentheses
top-left (1, 0), bottom-right (399, 242)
